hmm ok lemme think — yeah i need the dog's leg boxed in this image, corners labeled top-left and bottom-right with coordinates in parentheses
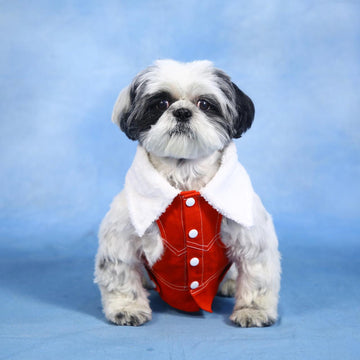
top-left (95, 258), bottom-right (152, 326)
top-left (94, 193), bottom-right (152, 326)
top-left (229, 251), bottom-right (280, 327)
top-left (218, 263), bottom-right (237, 297)
top-left (222, 205), bottom-right (281, 327)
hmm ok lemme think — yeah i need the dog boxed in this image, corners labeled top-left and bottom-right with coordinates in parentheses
top-left (94, 60), bottom-right (281, 327)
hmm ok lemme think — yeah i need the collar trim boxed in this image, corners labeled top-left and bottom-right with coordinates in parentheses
top-left (124, 142), bottom-right (254, 237)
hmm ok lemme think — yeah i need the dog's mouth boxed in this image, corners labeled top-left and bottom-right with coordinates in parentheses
top-left (168, 123), bottom-right (193, 138)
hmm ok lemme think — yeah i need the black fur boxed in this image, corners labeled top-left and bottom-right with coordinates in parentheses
top-left (231, 82), bottom-right (255, 138)
top-left (120, 87), bottom-right (174, 140)
top-left (119, 80), bottom-right (142, 140)
top-left (214, 70), bottom-right (255, 138)
top-left (197, 94), bottom-right (222, 117)
top-left (115, 312), bottom-right (142, 326)
top-left (119, 66), bottom-right (254, 141)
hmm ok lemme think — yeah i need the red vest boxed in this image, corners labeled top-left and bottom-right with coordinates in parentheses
top-left (145, 191), bottom-right (231, 312)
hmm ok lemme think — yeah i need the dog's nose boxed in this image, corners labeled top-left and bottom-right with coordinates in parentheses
top-left (173, 108), bottom-right (192, 121)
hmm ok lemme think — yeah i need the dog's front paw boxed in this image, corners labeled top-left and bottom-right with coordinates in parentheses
top-left (112, 308), bottom-right (152, 326)
top-left (230, 308), bottom-right (276, 328)
top-left (104, 300), bottom-right (152, 326)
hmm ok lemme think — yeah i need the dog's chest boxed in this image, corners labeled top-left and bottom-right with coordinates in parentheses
top-left (144, 191), bottom-right (231, 312)
top-left (148, 151), bottom-right (222, 191)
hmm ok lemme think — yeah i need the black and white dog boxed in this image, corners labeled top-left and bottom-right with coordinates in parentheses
top-left (95, 60), bottom-right (281, 327)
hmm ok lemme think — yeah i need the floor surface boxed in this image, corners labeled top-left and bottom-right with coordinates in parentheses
top-left (1, 230), bottom-right (359, 360)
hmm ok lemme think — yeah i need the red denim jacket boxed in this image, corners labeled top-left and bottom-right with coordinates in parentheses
top-left (145, 191), bottom-right (231, 312)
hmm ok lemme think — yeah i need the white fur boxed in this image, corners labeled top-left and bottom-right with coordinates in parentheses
top-left (123, 142), bottom-right (255, 237)
top-left (138, 61), bottom-right (233, 159)
top-left (112, 60), bottom-right (237, 159)
top-left (140, 102), bottom-right (227, 159)
top-left (95, 150), bottom-right (280, 327)
top-left (95, 60), bottom-right (281, 327)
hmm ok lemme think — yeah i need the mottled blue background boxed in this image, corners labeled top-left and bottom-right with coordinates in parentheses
top-left (1, 1), bottom-right (359, 359)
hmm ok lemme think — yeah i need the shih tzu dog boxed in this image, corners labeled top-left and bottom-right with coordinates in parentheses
top-left (94, 60), bottom-right (281, 327)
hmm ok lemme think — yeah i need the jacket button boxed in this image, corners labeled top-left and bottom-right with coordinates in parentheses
top-left (190, 281), bottom-right (199, 289)
top-left (188, 229), bottom-right (198, 238)
top-left (190, 257), bottom-right (199, 266)
top-left (185, 197), bottom-right (195, 207)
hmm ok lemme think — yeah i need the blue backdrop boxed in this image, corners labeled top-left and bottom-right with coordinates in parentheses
top-left (1, 1), bottom-right (359, 359)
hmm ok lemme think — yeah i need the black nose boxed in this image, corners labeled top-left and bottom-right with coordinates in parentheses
top-left (173, 108), bottom-right (192, 121)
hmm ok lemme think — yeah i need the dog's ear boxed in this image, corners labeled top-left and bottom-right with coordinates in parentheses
top-left (112, 85), bottom-right (130, 127)
top-left (111, 84), bottom-right (138, 140)
top-left (231, 82), bottom-right (255, 138)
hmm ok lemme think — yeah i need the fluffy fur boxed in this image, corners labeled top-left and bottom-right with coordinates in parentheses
top-left (95, 60), bottom-right (281, 327)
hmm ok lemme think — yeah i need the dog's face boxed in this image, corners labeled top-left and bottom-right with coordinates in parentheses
top-left (112, 60), bottom-right (255, 159)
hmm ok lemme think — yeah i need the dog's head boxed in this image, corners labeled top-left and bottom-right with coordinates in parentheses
top-left (112, 60), bottom-right (254, 159)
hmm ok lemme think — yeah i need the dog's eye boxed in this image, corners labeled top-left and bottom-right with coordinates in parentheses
top-left (197, 99), bottom-right (211, 111)
top-left (157, 100), bottom-right (170, 111)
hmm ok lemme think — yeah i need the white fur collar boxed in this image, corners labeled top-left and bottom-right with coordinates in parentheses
top-left (124, 142), bottom-right (255, 237)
